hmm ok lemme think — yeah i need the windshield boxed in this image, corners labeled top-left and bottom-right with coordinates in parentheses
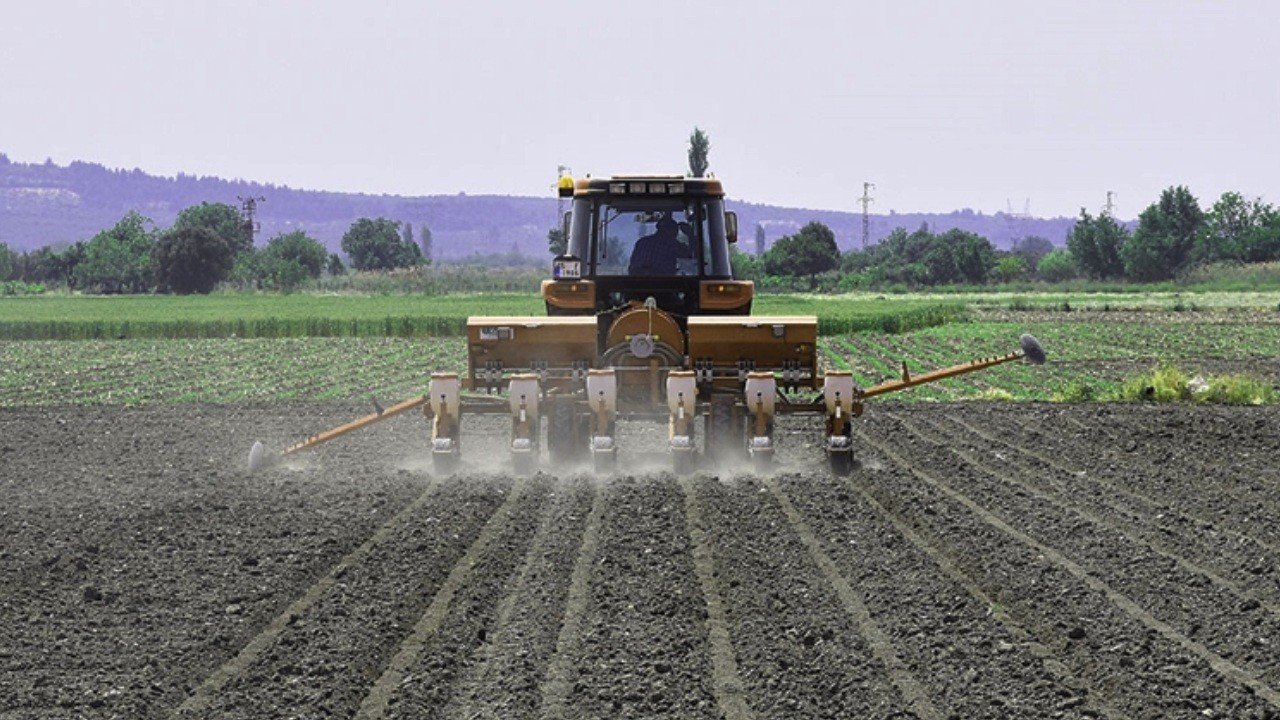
top-left (590, 199), bottom-right (708, 277)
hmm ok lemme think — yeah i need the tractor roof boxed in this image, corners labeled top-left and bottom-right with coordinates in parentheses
top-left (563, 175), bottom-right (725, 199)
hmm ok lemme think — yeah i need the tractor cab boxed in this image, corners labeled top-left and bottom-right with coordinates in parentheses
top-left (544, 175), bottom-right (753, 319)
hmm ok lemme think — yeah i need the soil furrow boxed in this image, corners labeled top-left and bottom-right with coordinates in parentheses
top-left (175, 474), bottom-right (448, 716)
top-left (934, 412), bottom-right (1280, 609)
top-left (437, 476), bottom-right (597, 720)
top-left (355, 474), bottom-right (535, 719)
top-left (883, 412), bottom-right (1280, 696)
top-left (955, 407), bottom-right (1280, 552)
top-left (856, 423), bottom-right (1280, 719)
top-left (179, 474), bottom-right (514, 718)
top-left (760, 474), bottom-right (944, 720)
top-left (678, 475), bottom-right (755, 720)
top-left (376, 475), bottom-right (554, 718)
top-left (777, 470), bottom-right (1133, 720)
top-left (695, 475), bottom-right (903, 718)
top-left (536, 478), bottom-right (609, 720)
top-left (553, 475), bottom-right (718, 719)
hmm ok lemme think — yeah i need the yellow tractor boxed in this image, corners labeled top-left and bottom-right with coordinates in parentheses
top-left (249, 174), bottom-right (1044, 476)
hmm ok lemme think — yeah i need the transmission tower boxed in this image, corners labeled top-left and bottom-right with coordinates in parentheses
top-left (1103, 190), bottom-right (1116, 217)
top-left (238, 195), bottom-right (265, 246)
top-left (1005, 198), bottom-right (1031, 218)
top-left (859, 182), bottom-right (875, 249)
top-left (1004, 198), bottom-right (1031, 250)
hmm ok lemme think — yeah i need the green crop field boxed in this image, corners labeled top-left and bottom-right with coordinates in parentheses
top-left (908, 288), bottom-right (1280, 312)
top-left (0, 294), bottom-right (541, 339)
top-left (0, 293), bottom-right (967, 339)
top-left (3, 304), bottom-right (1276, 407)
top-left (821, 311), bottom-right (1280, 402)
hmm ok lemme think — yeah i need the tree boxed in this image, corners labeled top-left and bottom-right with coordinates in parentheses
top-left (1237, 205), bottom-right (1280, 263)
top-left (403, 222), bottom-right (414, 249)
top-left (919, 239), bottom-right (957, 284)
top-left (945, 229), bottom-right (996, 284)
top-left (420, 225), bottom-right (433, 263)
top-left (12, 247), bottom-right (57, 283)
top-left (327, 253), bottom-right (346, 276)
top-left (1037, 248), bottom-right (1077, 282)
top-left (728, 246), bottom-right (762, 282)
top-left (341, 217), bottom-right (422, 270)
top-left (1066, 209), bottom-right (1127, 280)
top-left (688, 127), bottom-right (710, 177)
top-left (74, 211), bottom-right (156, 293)
top-left (0, 242), bottom-right (13, 281)
top-left (1123, 186), bottom-right (1204, 281)
top-left (754, 223), bottom-right (766, 256)
top-left (174, 202), bottom-right (253, 255)
top-left (48, 242), bottom-right (87, 289)
top-left (153, 226), bottom-right (234, 294)
top-left (547, 227), bottom-right (567, 256)
top-left (1197, 192), bottom-right (1280, 264)
top-left (763, 221), bottom-right (840, 288)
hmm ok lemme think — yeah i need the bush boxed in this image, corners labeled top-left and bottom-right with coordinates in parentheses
top-left (1037, 248), bottom-right (1077, 282)
top-left (1053, 379), bottom-right (1097, 403)
top-left (0, 281), bottom-right (46, 295)
top-left (1110, 363), bottom-right (1274, 404)
top-left (992, 255), bottom-right (1028, 283)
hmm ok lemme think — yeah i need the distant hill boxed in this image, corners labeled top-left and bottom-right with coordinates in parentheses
top-left (0, 153), bottom-right (1077, 258)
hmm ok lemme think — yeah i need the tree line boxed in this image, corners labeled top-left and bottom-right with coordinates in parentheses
top-left (731, 185), bottom-right (1280, 290)
top-left (0, 202), bottom-right (434, 294)
top-left (5, 184), bottom-right (1278, 295)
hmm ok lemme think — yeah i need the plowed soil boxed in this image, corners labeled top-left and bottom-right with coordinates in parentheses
top-left (2, 401), bottom-right (1279, 719)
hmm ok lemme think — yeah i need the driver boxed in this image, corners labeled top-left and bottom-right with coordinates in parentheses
top-left (628, 216), bottom-right (693, 275)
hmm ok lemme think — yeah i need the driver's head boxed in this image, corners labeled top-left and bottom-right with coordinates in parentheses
top-left (656, 216), bottom-right (678, 236)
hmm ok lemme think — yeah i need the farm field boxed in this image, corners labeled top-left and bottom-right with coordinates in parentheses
top-left (0, 293), bottom-right (963, 338)
top-left (3, 290), bottom-right (1279, 718)
top-left (3, 309), bottom-right (1278, 406)
top-left (3, 402), bottom-right (1280, 718)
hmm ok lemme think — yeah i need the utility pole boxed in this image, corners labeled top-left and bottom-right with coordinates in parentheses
top-left (1103, 190), bottom-right (1116, 217)
top-left (859, 182), bottom-right (875, 249)
top-left (554, 165), bottom-right (571, 222)
top-left (238, 195), bottom-right (265, 247)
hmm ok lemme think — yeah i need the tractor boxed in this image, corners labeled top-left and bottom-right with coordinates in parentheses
top-left (248, 174), bottom-right (1044, 475)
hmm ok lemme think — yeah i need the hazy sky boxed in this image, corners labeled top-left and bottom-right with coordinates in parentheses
top-left (3, 1), bottom-right (1276, 219)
